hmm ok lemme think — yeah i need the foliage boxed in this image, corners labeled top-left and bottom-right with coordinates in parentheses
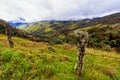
top-left (86, 24), bottom-right (120, 51)
top-left (49, 37), bottom-right (63, 45)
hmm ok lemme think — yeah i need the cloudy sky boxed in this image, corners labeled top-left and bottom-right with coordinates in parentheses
top-left (0, 0), bottom-right (120, 22)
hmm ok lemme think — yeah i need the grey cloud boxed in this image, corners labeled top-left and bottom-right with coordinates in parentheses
top-left (0, 0), bottom-right (120, 22)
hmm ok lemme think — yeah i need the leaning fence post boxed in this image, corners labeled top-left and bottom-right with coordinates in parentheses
top-left (0, 20), bottom-right (14, 48)
top-left (6, 24), bottom-right (14, 48)
top-left (74, 30), bottom-right (88, 79)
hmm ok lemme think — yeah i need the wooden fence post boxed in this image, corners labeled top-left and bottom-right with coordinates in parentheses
top-left (0, 20), bottom-right (14, 48)
top-left (74, 30), bottom-right (88, 80)
top-left (6, 24), bottom-right (14, 48)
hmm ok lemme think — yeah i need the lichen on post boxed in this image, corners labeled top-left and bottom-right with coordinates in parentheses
top-left (74, 30), bottom-right (88, 79)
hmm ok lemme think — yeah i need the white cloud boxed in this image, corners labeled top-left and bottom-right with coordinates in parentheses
top-left (0, 0), bottom-right (120, 22)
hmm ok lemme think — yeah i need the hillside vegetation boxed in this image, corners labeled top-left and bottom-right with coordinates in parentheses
top-left (82, 24), bottom-right (120, 52)
top-left (0, 34), bottom-right (120, 80)
top-left (21, 18), bottom-right (120, 52)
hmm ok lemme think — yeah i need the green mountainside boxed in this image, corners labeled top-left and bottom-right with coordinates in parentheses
top-left (19, 13), bottom-right (120, 51)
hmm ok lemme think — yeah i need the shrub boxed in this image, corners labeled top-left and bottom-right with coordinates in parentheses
top-left (49, 37), bottom-right (63, 45)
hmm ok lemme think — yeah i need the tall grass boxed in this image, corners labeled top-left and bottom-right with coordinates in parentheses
top-left (0, 35), bottom-right (120, 80)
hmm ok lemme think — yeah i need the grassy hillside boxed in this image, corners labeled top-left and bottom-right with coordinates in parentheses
top-left (0, 34), bottom-right (120, 80)
top-left (23, 21), bottom-right (79, 37)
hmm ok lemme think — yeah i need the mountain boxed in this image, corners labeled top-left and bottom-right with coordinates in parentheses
top-left (17, 12), bottom-right (120, 51)
top-left (8, 17), bottom-right (29, 28)
top-left (8, 21), bottom-right (28, 28)
top-left (19, 12), bottom-right (120, 33)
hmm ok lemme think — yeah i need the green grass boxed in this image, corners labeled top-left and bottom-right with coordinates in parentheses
top-left (0, 34), bottom-right (120, 80)
top-left (24, 25), bottom-right (40, 32)
top-left (44, 27), bottom-right (53, 32)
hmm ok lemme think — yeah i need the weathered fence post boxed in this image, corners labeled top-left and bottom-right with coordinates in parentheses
top-left (0, 19), bottom-right (14, 48)
top-left (74, 30), bottom-right (88, 79)
top-left (6, 24), bottom-right (14, 48)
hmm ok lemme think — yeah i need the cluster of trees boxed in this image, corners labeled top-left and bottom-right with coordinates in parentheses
top-left (87, 24), bottom-right (120, 52)
top-left (46, 24), bottom-right (120, 52)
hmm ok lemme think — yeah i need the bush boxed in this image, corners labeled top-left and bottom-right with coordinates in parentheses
top-left (49, 37), bottom-right (63, 45)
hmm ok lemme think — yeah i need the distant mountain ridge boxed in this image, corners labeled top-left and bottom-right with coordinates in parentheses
top-left (8, 21), bottom-right (29, 28)
top-left (9, 12), bottom-right (120, 28)
top-left (19, 12), bottom-right (120, 35)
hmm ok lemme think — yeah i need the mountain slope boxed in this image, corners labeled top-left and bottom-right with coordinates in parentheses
top-left (18, 13), bottom-right (120, 51)
top-left (0, 19), bottom-right (38, 41)
top-left (82, 24), bottom-right (120, 52)
top-left (21, 12), bottom-right (120, 34)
